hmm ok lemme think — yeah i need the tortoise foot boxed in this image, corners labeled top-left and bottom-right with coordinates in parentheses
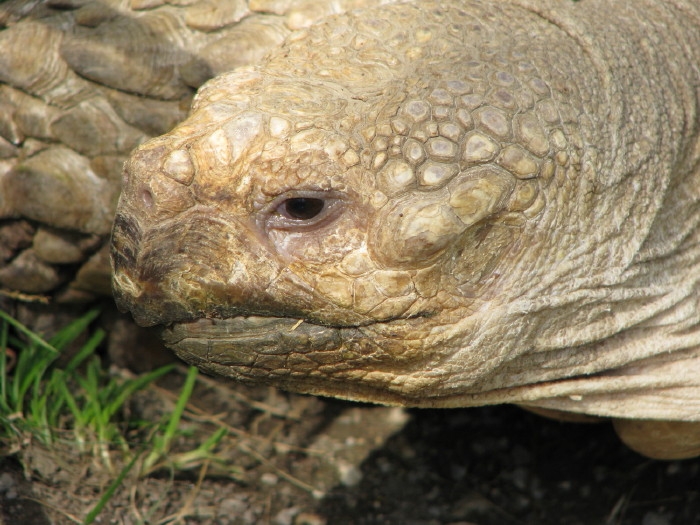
top-left (613, 419), bottom-right (700, 460)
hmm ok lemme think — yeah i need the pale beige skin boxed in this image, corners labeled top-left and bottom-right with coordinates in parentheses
top-left (112, 0), bottom-right (700, 459)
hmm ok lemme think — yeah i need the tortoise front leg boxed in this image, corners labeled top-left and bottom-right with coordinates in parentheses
top-left (613, 419), bottom-right (700, 460)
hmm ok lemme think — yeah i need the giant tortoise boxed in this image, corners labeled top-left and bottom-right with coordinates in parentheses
top-left (2, 0), bottom-right (700, 460)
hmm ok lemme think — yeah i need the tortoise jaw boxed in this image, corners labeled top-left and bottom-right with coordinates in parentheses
top-left (162, 315), bottom-right (344, 372)
top-left (163, 316), bottom-right (339, 349)
top-left (160, 315), bottom-right (420, 405)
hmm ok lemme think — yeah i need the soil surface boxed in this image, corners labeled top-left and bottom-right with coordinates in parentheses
top-left (0, 367), bottom-right (698, 525)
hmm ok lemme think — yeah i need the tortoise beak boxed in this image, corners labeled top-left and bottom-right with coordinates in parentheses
top-left (110, 211), bottom-right (194, 327)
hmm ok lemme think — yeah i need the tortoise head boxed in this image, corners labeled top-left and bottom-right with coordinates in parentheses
top-left (110, 1), bottom-right (677, 407)
top-left (110, 70), bottom-right (546, 404)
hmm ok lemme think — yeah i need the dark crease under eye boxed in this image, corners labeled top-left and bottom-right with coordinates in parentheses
top-left (283, 198), bottom-right (325, 220)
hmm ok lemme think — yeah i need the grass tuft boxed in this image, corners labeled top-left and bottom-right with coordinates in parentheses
top-left (0, 309), bottom-right (239, 524)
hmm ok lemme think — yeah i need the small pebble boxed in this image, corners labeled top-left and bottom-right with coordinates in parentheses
top-left (0, 472), bottom-right (17, 499)
top-left (642, 511), bottom-right (672, 525)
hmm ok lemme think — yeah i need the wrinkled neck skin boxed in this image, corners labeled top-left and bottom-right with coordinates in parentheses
top-left (111, 0), bottom-right (700, 419)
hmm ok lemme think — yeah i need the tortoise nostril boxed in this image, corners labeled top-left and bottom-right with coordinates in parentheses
top-left (141, 188), bottom-right (154, 209)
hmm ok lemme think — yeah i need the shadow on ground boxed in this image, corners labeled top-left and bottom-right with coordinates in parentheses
top-left (318, 404), bottom-right (700, 525)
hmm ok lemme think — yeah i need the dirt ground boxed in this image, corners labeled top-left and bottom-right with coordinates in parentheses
top-left (0, 365), bottom-right (698, 525)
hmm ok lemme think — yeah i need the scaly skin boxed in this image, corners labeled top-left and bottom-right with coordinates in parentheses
top-left (112, 0), bottom-right (700, 458)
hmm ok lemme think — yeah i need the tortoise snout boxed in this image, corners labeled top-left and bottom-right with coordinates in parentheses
top-left (110, 202), bottom-right (294, 327)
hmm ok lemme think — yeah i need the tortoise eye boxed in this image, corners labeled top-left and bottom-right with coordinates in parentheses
top-left (265, 192), bottom-right (343, 232)
top-left (282, 197), bottom-right (325, 220)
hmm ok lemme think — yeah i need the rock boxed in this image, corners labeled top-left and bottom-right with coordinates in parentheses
top-left (1, 147), bottom-right (116, 234)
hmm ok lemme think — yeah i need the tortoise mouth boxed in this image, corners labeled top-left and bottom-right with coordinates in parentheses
top-left (162, 316), bottom-right (344, 368)
top-left (160, 315), bottom-right (441, 405)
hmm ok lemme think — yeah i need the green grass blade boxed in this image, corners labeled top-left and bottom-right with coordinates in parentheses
top-left (82, 453), bottom-right (139, 525)
top-left (0, 320), bottom-right (9, 412)
top-left (63, 329), bottom-right (106, 375)
top-left (48, 309), bottom-right (100, 351)
top-left (44, 369), bottom-right (70, 430)
top-left (162, 366), bottom-right (198, 449)
top-left (170, 426), bottom-right (228, 470)
top-left (142, 366), bottom-right (198, 473)
top-left (100, 364), bottom-right (175, 421)
top-left (55, 377), bottom-right (85, 427)
top-left (11, 347), bottom-right (52, 415)
top-left (27, 379), bottom-right (52, 443)
top-left (0, 310), bottom-right (59, 354)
